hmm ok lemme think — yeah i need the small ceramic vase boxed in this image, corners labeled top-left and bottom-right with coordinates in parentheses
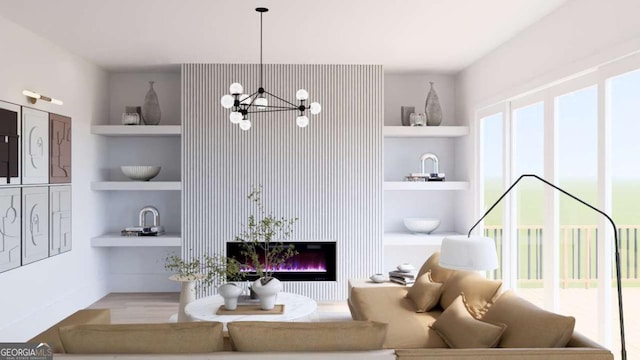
top-left (218, 283), bottom-right (243, 310)
top-left (397, 263), bottom-right (415, 273)
top-left (370, 273), bottom-right (386, 283)
top-left (252, 277), bottom-right (282, 310)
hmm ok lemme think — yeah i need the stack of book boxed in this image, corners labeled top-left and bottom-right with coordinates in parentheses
top-left (388, 270), bottom-right (417, 285)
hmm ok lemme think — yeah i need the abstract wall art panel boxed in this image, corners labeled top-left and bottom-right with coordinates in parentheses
top-left (0, 101), bottom-right (21, 185)
top-left (22, 186), bottom-right (49, 265)
top-left (0, 188), bottom-right (21, 272)
top-left (49, 114), bottom-right (71, 184)
top-left (49, 186), bottom-right (71, 256)
top-left (22, 108), bottom-right (49, 184)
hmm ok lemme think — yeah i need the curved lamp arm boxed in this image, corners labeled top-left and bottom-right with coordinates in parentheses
top-left (470, 174), bottom-right (626, 360)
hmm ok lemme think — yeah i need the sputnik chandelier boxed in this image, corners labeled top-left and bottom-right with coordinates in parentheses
top-left (220, 7), bottom-right (321, 131)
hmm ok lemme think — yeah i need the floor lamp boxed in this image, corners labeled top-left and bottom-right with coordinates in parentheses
top-left (439, 174), bottom-right (627, 360)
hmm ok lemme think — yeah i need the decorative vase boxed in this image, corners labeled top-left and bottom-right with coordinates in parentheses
top-left (168, 274), bottom-right (201, 322)
top-left (142, 81), bottom-right (161, 125)
top-left (122, 112), bottom-right (140, 125)
top-left (218, 283), bottom-right (243, 310)
top-left (252, 277), bottom-right (282, 310)
top-left (410, 112), bottom-right (426, 126)
top-left (424, 82), bottom-right (442, 126)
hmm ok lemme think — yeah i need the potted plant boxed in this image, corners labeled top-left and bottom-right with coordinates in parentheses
top-left (165, 254), bottom-right (245, 317)
top-left (235, 186), bottom-right (298, 310)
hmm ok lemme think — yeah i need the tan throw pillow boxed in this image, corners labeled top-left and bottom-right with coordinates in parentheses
top-left (416, 252), bottom-right (457, 283)
top-left (440, 271), bottom-right (502, 318)
top-left (482, 290), bottom-right (575, 348)
top-left (59, 322), bottom-right (224, 354)
top-left (228, 321), bottom-right (387, 352)
top-left (430, 295), bottom-right (506, 348)
top-left (407, 271), bottom-right (443, 312)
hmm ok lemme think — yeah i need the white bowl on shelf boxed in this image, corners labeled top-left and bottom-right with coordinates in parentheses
top-left (403, 218), bottom-right (440, 234)
top-left (120, 166), bottom-right (161, 181)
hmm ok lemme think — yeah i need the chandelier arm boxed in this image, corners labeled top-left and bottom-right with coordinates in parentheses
top-left (242, 91), bottom-right (261, 111)
top-left (264, 90), bottom-right (299, 108)
top-left (246, 108), bottom-right (299, 114)
top-left (260, 105), bottom-right (301, 110)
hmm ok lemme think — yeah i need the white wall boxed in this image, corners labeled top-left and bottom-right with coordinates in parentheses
top-left (455, 0), bottom-right (640, 229)
top-left (0, 15), bottom-right (109, 340)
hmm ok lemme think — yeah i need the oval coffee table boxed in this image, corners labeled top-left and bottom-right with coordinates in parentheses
top-left (184, 292), bottom-right (318, 329)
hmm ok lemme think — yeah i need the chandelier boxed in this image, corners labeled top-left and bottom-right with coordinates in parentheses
top-left (219, 7), bottom-right (321, 131)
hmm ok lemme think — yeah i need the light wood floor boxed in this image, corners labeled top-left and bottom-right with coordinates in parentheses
top-left (88, 293), bottom-right (351, 324)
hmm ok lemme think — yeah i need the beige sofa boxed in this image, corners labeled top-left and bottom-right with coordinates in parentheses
top-left (27, 309), bottom-right (395, 359)
top-left (348, 252), bottom-right (613, 360)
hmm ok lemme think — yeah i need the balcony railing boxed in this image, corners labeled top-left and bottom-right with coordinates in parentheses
top-left (484, 225), bottom-right (640, 287)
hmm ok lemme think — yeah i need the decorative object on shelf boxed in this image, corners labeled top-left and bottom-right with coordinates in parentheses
top-left (49, 113), bottom-right (72, 184)
top-left (219, 8), bottom-right (321, 131)
top-left (396, 263), bottom-right (415, 273)
top-left (121, 112), bottom-right (140, 125)
top-left (401, 106), bottom-right (415, 126)
top-left (218, 283), bottom-right (243, 310)
top-left (439, 173), bottom-right (628, 360)
top-left (142, 81), bottom-right (161, 125)
top-left (120, 165), bottom-right (161, 181)
top-left (403, 217), bottom-right (440, 234)
top-left (234, 186), bottom-right (299, 310)
top-left (165, 253), bottom-right (244, 322)
top-left (121, 206), bottom-right (165, 236)
top-left (406, 152), bottom-right (445, 182)
top-left (22, 90), bottom-right (63, 106)
top-left (409, 112), bottom-right (426, 126)
top-left (369, 273), bottom-right (386, 283)
top-left (424, 82), bottom-right (442, 126)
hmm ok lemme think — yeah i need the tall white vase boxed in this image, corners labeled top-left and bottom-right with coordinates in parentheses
top-left (252, 277), bottom-right (282, 310)
top-left (169, 275), bottom-right (200, 322)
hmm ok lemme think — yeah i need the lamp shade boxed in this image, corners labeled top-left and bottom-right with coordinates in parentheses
top-left (439, 235), bottom-right (498, 271)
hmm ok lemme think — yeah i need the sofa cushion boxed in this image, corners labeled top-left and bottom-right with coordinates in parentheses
top-left (228, 321), bottom-right (387, 352)
top-left (416, 252), bottom-right (457, 283)
top-left (440, 271), bottom-right (502, 318)
top-left (430, 295), bottom-right (506, 348)
top-left (482, 290), bottom-right (575, 348)
top-left (28, 309), bottom-right (111, 353)
top-left (349, 286), bottom-right (447, 349)
top-left (59, 322), bottom-right (224, 353)
top-left (407, 271), bottom-right (443, 312)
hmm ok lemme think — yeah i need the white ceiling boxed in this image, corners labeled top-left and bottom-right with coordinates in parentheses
top-left (0, 0), bottom-right (568, 73)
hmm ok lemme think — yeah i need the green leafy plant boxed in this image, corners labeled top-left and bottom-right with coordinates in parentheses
top-left (164, 253), bottom-right (244, 289)
top-left (235, 186), bottom-right (298, 285)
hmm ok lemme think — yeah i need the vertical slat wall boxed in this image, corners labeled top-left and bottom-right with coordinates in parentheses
top-left (182, 64), bottom-right (383, 300)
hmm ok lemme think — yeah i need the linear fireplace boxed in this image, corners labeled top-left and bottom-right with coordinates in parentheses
top-left (226, 241), bottom-right (336, 281)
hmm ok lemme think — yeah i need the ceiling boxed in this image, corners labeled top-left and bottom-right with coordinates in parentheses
top-left (0, 0), bottom-right (568, 73)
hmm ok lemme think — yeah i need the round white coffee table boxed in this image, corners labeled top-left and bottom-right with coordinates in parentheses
top-left (185, 292), bottom-right (317, 329)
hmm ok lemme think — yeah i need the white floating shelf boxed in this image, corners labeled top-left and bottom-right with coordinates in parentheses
top-left (383, 126), bottom-right (469, 138)
top-left (91, 125), bottom-right (181, 136)
top-left (384, 181), bottom-right (469, 191)
top-left (91, 181), bottom-right (182, 191)
top-left (91, 233), bottom-right (182, 247)
top-left (384, 232), bottom-right (461, 246)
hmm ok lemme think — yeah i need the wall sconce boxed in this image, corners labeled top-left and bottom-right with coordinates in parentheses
top-left (22, 90), bottom-right (63, 106)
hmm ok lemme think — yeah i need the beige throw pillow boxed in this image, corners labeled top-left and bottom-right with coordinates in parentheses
top-left (430, 295), bottom-right (506, 348)
top-left (407, 271), bottom-right (443, 312)
top-left (481, 290), bottom-right (575, 348)
top-left (228, 321), bottom-right (387, 352)
top-left (416, 252), bottom-right (457, 283)
top-left (439, 271), bottom-right (502, 318)
top-left (59, 322), bottom-right (224, 354)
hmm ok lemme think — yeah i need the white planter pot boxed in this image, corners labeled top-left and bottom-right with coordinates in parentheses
top-left (218, 283), bottom-right (243, 310)
top-left (168, 274), bottom-right (202, 322)
top-left (252, 277), bottom-right (282, 310)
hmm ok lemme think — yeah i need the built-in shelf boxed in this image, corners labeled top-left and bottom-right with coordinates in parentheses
top-left (383, 126), bottom-right (469, 138)
top-left (384, 181), bottom-right (469, 191)
top-left (91, 181), bottom-right (182, 191)
top-left (91, 233), bottom-right (182, 247)
top-left (91, 125), bottom-right (181, 136)
top-left (384, 232), bottom-right (461, 246)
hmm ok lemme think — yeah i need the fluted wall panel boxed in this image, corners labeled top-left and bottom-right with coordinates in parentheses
top-left (182, 64), bottom-right (383, 300)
